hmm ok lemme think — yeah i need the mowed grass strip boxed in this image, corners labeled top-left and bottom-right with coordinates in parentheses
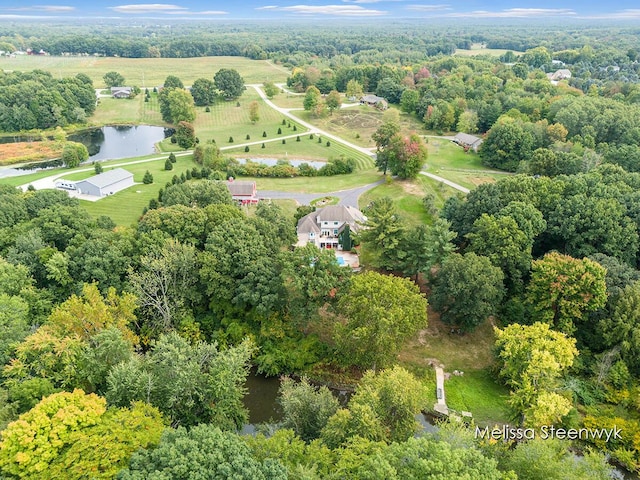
top-left (358, 179), bottom-right (432, 226)
top-left (2, 56), bottom-right (289, 87)
top-left (223, 133), bottom-right (374, 171)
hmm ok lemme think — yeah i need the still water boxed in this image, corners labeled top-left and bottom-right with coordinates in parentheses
top-left (68, 125), bottom-right (170, 161)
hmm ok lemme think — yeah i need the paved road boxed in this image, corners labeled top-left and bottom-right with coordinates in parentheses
top-left (260, 178), bottom-right (384, 208)
top-left (420, 171), bottom-right (470, 194)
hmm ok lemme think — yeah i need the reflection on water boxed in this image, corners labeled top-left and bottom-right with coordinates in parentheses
top-left (67, 125), bottom-right (170, 161)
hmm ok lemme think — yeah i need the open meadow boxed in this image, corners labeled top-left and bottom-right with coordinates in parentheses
top-left (0, 56), bottom-right (289, 87)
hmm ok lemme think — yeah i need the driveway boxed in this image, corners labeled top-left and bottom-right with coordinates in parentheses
top-left (260, 178), bottom-right (384, 208)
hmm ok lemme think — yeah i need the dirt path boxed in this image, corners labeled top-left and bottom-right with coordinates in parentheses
top-left (420, 171), bottom-right (470, 194)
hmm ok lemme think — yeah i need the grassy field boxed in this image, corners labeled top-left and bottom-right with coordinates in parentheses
top-left (298, 106), bottom-right (425, 148)
top-left (269, 93), bottom-right (305, 110)
top-left (0, 140), bottom-right (63, 166)
top-left (359, 179), bottom-right (431, 226)
top-left (224, 133), bottom-right (375, 171)
top-left (1, 56), bottom-right (289, 87)
top-left (445, 370), bottom-right (513, 425)
top-left (398, 310), bottom-right (513, 424)
top-left (454, 43), bottom-right (523, 57)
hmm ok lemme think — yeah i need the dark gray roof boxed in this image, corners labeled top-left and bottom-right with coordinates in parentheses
top-left (76, 168), bottom-right (133, 188)
top-left (453, 132), bottom-right (483, 146)
top-left (360, 94), bottom-right (387, 104)
top-left (227, 181), bottom-right (256, 196)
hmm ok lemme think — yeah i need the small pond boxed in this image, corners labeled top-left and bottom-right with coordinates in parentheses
top-left (68, 125), bottom-right (171, 161)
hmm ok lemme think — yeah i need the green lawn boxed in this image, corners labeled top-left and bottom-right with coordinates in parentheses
top-left (3, 56), bottom-right (289, 87)
top-left (297, 106), bottom-right (425, 149)
top-left (79, 154), bottom-right (199, 226)
top-left (251, 170), bottom-right (381, 193)
top-left (269, 94), bottom-right (305, 110)
top-left (91, 96), bottom-right (148, 126)
top-left (445, 369), bottom-right (513, 425)
top-left (193, 89), bottom-right (305, 144)
top-left (223, 133), bottom-right (375, 171)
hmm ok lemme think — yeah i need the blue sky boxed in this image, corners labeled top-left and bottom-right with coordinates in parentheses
top-left (0, 1), bottom-right (639, 20)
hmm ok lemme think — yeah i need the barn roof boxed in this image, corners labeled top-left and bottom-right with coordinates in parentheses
top-left (77, 168), bottom-right (133, 188)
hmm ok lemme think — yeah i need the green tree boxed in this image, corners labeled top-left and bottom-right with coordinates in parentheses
top-left (167, 89), bottom-right (196, 124)
top-left (430, 252), bottom-right (504, 332)
top-left (214, 68), bottom-right (246, 100)
top-left (525, 252), bottom-right (607, 334)
top-left (118, 424), bottom-right (286, 480)
top-left (107, 333), bottom-right (254, 429)
top-left (325, 90), bottom-right (342, 114)
top-left (142, 170), bottom-right (153, 184)
top-left (164, 158), bottom-right (173, 171)
top-left (345, 79), bottom-right (364, 100)
top-left (466, 213), bottom-right (532, 291)
top-left (173, 121), bottom-right (196, 148)
top-left (372, 116), bottom-right (400, 175)
top-left (263, 81), bottom-right (279, 99)
top-left (61, 141), bottom-right (89, 168)
top-left (334, 271), bottom-right (427, 371)
top-left (522, 46), bottom-right (552, 68)
top-left (395, 219), bottom-right (456, 279)
top-left (249, 100), bottom-right (260, 123)
top-left (456, 109), bottom-right (479, 134)
top-left (303, 85), bottom-right (321, 112)
top-left (480, 117), bottom-right (534, 171)
top-left (128, 239), bottom-right (200, 332)
top-left (386, 132), bottom-right (428, 179)
top-left (103, 71), bottom-right (125, 87)
top-left (278, 377), bottom-right (340, 442)
top-left (323, 367), bottom-right (427, 446)
top-left (94, 162), bottom-right (103, 174)
top-left (494, 322), bottom-right (578, 425)
top-left (399, 89), bottom-right (420, 114)
top-left (0, 294), bottom-right (30, 367)
top-left (358, 197), bottom-right (405, 270)
top-left (190, 77), bottom-right (216, 106)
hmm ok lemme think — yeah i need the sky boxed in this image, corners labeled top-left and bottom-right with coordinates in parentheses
top-left (0, 1), bottom-right (639, 21)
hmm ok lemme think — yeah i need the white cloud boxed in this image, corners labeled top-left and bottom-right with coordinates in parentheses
top-left (405, 4), bottom-right (450, 12)
top-left (445, 8), bottom-right (576, 18)
top-left (256, 4), bottom-right (387, 15)
top-left (6, 5), bottom-right (75, 12)
top-left (164, 10), bottom-right (228, 15)
top-left (342, 0), bottom-right (404, 3)
top-left (110, 4), bottom-right (187, 14)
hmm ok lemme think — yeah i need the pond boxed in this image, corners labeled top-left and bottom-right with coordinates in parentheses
top-left (68, 125), bottom-right (171, 161)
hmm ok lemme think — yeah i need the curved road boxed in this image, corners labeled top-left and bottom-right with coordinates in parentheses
top-left (260, 178), bottom-right (385, 208)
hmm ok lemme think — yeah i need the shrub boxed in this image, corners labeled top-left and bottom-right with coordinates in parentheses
top-left (143, 171), bottom-right (153, 184)
top-left (282, 139), bottom-right (286, 144)
top-left (94, 162), bottom-right (103, 174)
top-left (169, 153), bottom-right (176, 163)
top-left (246, 134), bottom-right (250, 140)
top-left (228, 136), bottom-right (234, 143)
top-left (326, 141), bottom-right (331, 147)
top-left (310, 134), bottom-right (314, 139)
top-left (261, 143), bottom-right (265, 148)
top-left (262, 131), bottom-right (267, 137)
top-left (205, 106), bottom-right (211, 112)
top-left (244, 146), bottom-right (250, 152)
top-left (293, 125), bottom-right (297, 131)
top-left (296, 136), bottom-right (301, 142)
top-left (277, 127), bottom-right (282, 135)
top-left (282, 119), bottom-right (287, 125)
top-left (318, 137), bottom-right (322, 143)
top-left (164, 158), bottom-right (173, 171)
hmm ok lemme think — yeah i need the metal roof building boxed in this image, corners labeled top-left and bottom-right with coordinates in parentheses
top-left (74, 168), bottom-right (134, 197)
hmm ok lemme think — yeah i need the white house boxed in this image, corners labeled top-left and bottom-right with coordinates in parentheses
top-left (296, 205), bottom-right (366, 250)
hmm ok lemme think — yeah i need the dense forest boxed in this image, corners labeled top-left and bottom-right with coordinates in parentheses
top-left (2, 18), bottom-right (640, 479)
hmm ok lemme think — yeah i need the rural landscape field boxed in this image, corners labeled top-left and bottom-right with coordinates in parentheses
top-left (1, 8), bottom-right (640, 479)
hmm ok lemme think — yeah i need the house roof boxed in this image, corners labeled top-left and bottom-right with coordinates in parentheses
top-left (454, 132), bottom-right (483, 146)
top-left (110, 86), bottom-right (132, 93)
top-left (297, 205), bottom-right (366, 233)
top-left (227, 180), bottom-right (256, 196)
top-left (361, 94), bottom-right (387, 104)
top-left (76, 168), bottom-right (133, 189)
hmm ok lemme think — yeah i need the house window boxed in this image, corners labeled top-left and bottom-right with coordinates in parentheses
top-left (333, 229), bottom-right (338, 235)
top-left (309, 232), bottom-right (315, 238)
top-left (334, 221), bottom-right (338, 225)
top-left (323, 221), bottom-right (328, 225)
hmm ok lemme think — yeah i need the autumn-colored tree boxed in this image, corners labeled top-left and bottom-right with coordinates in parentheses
top-left (525, 252), bottom-right (607, 334)
top-left (249, 100), bottom-right (260, 124)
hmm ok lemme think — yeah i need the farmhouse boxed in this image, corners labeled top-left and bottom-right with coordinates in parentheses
top-left (296, 205), bottom-right (366, 250)
top-left (226, 178), bottom-right (259, 205)
top-left (110, 87), bottom-right (133, 98)
top-left (359, 94), bottom-right (388, 110)
top-left (74, 168), bottom-right (134, 197)
top-left (547, 69), bottom-right (572, 83)
top-left (453, 132), bottom-right (483, 152)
